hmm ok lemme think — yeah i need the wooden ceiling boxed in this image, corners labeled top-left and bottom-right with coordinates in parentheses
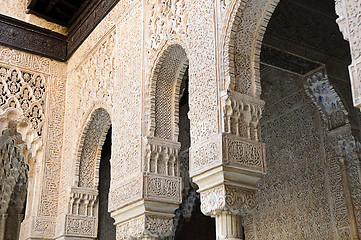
top-left (27, 0), bottom-right (93, 27)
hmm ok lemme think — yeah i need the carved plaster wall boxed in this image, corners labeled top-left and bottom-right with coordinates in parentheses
top-left (244, 65), bottom-right (355, 239)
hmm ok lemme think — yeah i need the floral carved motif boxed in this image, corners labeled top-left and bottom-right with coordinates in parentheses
top-left (116, 215), bottom-right (173, 239)
top-left (200, 185), bottom-right (255, 216)
top-left (146, 0), bottom-right (188, 56)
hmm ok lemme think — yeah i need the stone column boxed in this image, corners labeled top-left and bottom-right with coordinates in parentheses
top-left (190, 90), bottom-right (266, 239)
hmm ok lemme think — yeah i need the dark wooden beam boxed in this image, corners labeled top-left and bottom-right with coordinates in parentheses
top-left (0, 0), bottom-right (120, 61)
top-left (0, 14), bottom-right (67, 61)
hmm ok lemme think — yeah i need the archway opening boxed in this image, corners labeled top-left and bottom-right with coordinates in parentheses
top-left (169, 67), bottom-right (216, 239)
top-left (240, 0), bottom-right (360, 239)
top-left (97, 126), bottom-right (115, 239)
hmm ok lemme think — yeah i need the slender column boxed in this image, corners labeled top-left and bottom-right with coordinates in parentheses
top-left (215, 213), bottom-right (243, 240)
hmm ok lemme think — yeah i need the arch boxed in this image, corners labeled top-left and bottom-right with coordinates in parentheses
top-left (148, 44), bottom-right (189, 141)
top-left (225, 0), bottom-right (279, 97)
top-left (75, 107), bottom-right (111, 189)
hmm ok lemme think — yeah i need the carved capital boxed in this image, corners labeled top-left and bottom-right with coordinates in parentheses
top-left (116, 214), bottom-right (173, 239)
top-left (200, 184), bottom-right (255, 217)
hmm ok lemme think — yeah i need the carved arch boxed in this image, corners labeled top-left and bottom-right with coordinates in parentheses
top-left (148, 44), bottom-right (189, 141)
top-left (225, 0), bottom-right (279, 97)
top-left (75, 107), bottom-right (111, 189)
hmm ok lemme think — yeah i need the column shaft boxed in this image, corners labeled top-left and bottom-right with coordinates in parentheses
top-left (215, 213), bottom-right (243, 240)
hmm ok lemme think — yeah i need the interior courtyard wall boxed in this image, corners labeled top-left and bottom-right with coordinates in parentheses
top-left (244, 65), bottom-right (353, 239)
top-left (0, 43), bottom-right (67, 238)
top-left (0, 0), bottom-right (361, 239)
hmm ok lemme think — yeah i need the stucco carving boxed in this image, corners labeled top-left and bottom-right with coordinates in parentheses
top-left (146, 0), bottom-right (188, 58)
top-left (227, 0), bottom-right (279, 96)
top-left (116, 215), bottom-right (173, 239)
top-left (200, 185), bottom-right (255, 217)
top-left (77, 108), bottom-right (111, 188)
top-left (304, 68), bottom-right (349, 130)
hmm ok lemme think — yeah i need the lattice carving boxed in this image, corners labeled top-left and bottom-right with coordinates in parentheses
top-left (0, 66), bottom-right (46, 136)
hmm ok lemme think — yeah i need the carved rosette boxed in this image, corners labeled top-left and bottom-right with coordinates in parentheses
top-left (200, 185), bottom-right (256, 217)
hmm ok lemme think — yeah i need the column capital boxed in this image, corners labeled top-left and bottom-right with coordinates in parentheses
top-left (200, 184), bottom-right (255, 217)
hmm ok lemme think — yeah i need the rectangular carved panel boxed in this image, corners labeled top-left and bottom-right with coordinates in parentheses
top-left (143, 173), bottom-right (182, 204)
top-left (223, 134), bottom-right (266, 173)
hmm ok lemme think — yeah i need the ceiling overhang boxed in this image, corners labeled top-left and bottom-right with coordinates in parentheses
top-left (0, 0), bottom-right (119, 61)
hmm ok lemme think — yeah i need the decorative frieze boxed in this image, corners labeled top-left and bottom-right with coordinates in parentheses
top-left (65, 215), bottom-right (97, 237)
top-left (144, 173), bottom-right (182, 203)
top-left (223, 134), bottom-right (266, 173)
